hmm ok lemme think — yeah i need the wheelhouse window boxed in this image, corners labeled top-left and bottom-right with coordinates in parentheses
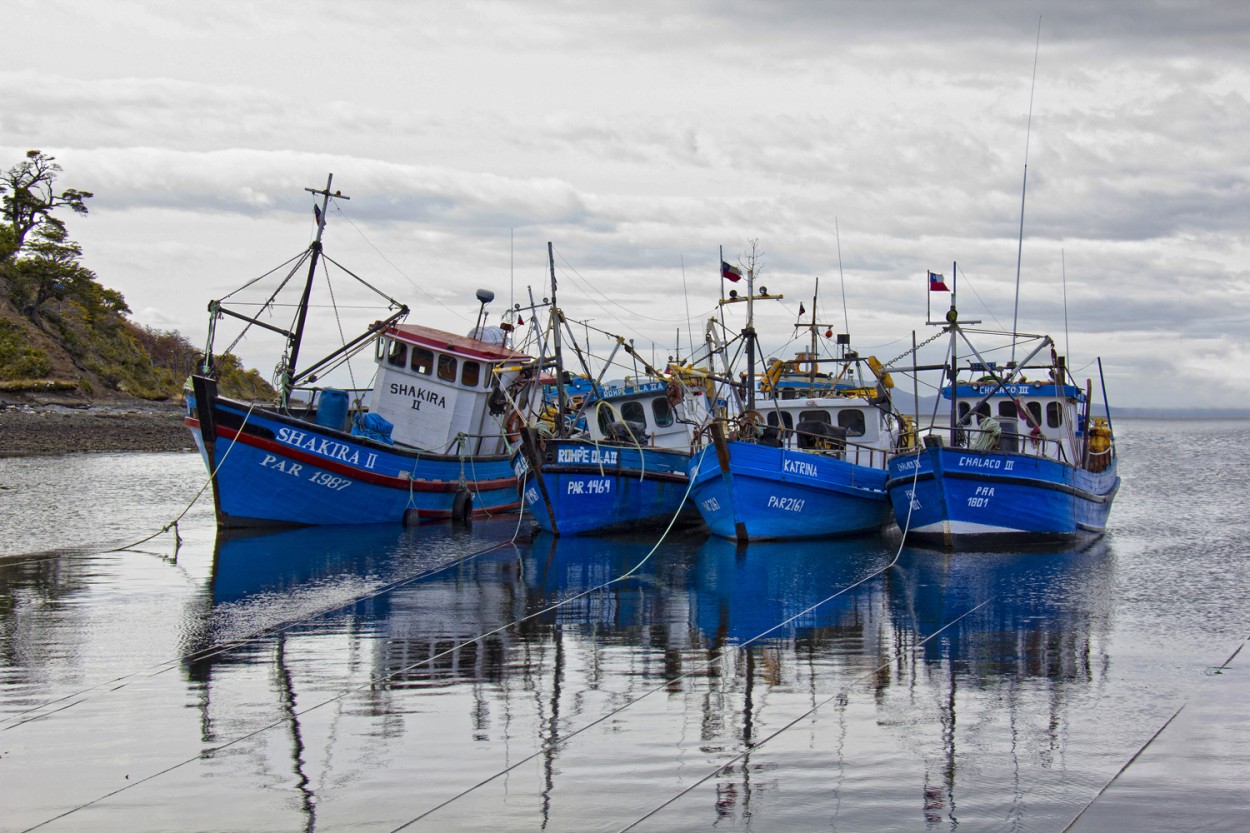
top-left (461, 360), bottom-right (481, 388)
top-left (387, 340), bottom-right (407, 367)
top-left (766, 411), bottom-right (794, 430)
top-left (998, 401), bottom-right (1017, 418)
top-left (621, 401), bottom-right (646, 425)
top-left (411, 347), bottom-right (433, 375)
top-left (437, 354), bottom-right (457, 382)
top-left (1027, 402), bottom-right (1043, 428)
top-left (961, 401), bottom-right (992, 420)
top-left (798, 410), bottom-right (831, 424)
top-left (837, 409), bottom-right (866, 437)
top-left (651, 397), bottom-right (674, 427)
top-left (1046, 402), bottom-right (1064, 428)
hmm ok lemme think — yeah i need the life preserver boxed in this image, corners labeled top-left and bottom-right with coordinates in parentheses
top-left (505, 410), bottom-right (525, 441)
top-left (760, 359), bottom-right (785, 393)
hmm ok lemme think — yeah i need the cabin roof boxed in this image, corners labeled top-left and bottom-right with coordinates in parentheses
top-left (385, 323), bottom-right (532, 363)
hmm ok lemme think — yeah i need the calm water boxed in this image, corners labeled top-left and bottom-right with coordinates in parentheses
top-left (1, 420), bottom-right (1248, 832)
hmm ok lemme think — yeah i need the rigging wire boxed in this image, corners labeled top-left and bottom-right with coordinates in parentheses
top-left (1012, 16), bottom-right (1043, 364)
top-left (329, 202), bottom-right (470, 322)
top-left (551, 246), bottom-right (717, 326)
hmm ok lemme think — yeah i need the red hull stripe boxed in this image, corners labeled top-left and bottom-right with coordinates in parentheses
top-left (416, 501), bottom-right (523, 519)
top-left (188, 416), bottom-right (517, 493)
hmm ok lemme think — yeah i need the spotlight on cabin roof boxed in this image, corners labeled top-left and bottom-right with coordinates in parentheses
top-left (759, 286), bottom-right (768, 296)
top-left (728, 289), bottom-right (738, 299)
top-left (476, 288), bottom-right (495, 305)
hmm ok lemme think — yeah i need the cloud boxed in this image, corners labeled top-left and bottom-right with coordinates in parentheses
top-left (3, 2), bottom-right (1249, 407)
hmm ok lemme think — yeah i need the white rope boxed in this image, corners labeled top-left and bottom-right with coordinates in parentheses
top-left (17, 457), bottom-right (705, 833)
top-left (616, 597), bottom-right (992, 832)
top-left (389, 447), bottom-right (928, 831)
top-left (108, 401), bottom-right (259, 554)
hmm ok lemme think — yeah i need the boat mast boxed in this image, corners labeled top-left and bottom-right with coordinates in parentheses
top-left (948, 261), bottom-right (959, 446)
top-left (548, 242), bottom-right (569, 436)
top-left (809, 278), bottom-right (819, 391)
top-left (283, 174), bottom-right (347, 408)
top-left (745, 261), bottom-right (756, 411)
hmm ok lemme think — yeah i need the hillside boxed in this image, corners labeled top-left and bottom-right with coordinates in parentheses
top-left (0, 293), bottom-right (274, 404)
top-left (0, 149), bottom-right (275, 407)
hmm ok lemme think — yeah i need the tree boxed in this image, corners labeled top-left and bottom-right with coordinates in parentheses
top-left (9, 220), bottom-right (127, 321)
top-left (1, 150), bottom-right (93, 259)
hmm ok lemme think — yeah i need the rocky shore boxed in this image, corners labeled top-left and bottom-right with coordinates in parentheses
top-left (0, 400), bottom-right (196, 457)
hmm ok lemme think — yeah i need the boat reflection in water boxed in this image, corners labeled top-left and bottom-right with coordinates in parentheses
top-left (179, 523), bottom-right (1117, 830)
top-left (878, 539), bottom-right (1116, 828)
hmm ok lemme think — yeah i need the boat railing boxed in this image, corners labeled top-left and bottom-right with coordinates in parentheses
top-left (910, 425), bottom-right (1074, 464)
top-left (449, 430), bottom-right (512, 457)
top-left (694, 417), bottom-right (891, 470)
top-left (824, 438), bottom-right (890, 469)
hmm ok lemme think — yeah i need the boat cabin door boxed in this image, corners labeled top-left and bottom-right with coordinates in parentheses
top-left (999, 418), bottom-right (1019, 453)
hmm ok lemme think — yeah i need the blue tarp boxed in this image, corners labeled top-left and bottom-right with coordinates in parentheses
top-left (351, 412), bottom-right (395, 445)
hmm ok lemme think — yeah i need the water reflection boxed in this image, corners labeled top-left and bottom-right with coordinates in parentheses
top-left (176, 528), bottom-right (1117, 831)
top-left (879, 540), bottom-right (1116, 828)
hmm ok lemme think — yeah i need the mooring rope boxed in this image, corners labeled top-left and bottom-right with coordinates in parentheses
top-left (107, 401), bottom-right (258, 555)
top-left (8, 408), bottom-right (548, 732)
top-left (17, 455), bottom-right (704, 833)
top-left (1058, 703), bottom-right (1187, 833)
top-left (1, 532), bottom-right (523, 734)
top-left (615, 599), bottom-right (993, 832)
top-left (386, 446), bottom-right (928, 831)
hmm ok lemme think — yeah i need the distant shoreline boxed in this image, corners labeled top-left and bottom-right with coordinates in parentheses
top-left (0, 398), bottom-right (1246, 459)
top-left (0, 401), bottom-right (194, 457)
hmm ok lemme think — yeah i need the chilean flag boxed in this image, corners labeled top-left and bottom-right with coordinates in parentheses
top-left (928, 270), bottom-right (950, 292)
top-left (721, 261), bottom-right (743, 282)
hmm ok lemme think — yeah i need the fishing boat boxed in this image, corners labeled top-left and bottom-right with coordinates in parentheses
top-left (514, 245), bottom-right (719, 536)
top-left (885, 266), bottom-right (1119, 548)
top-left (518, 373), bottom-right (714, 536)
top-left (186, 176), bottom-right (538, 529)
top-left (687, 278), bottom-right (903, 542)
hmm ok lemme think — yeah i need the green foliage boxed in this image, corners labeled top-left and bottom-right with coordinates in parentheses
top-left (209, 352), bottom-right (278, 400)
top-left (0, 319), bottom-right (52, 378)
top-left (0, 149), bottom-right (274, 402)
top-left (2, 150), bottom-right (92, 256)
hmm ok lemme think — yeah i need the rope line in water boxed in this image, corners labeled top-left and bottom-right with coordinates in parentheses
top-left (108, 402), bottom-right (258, 556)
top-left (1059, 703), bottom-right (1187, 833)
top-left (387, 446), bottom-right (928, 831)
top-left (0, 537), bottom-right (519, 733)
top-left (7, 426), bottom-right (533, 731)
top-left (17, 452), bottom-right (702, 833)
top-left (615, 599), bottom-right (993, 833)
top-left (0, 403), bottom-right (259, 568)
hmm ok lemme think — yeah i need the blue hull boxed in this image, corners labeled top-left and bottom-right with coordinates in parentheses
top-left (188, 382), bottom-right (520, 528)
top-left (517, 437), bottom-right (693, 536)
top-left (686, 441), bottom-right (892, 542)
top-left (885, 446), bottom-right (1120, 548)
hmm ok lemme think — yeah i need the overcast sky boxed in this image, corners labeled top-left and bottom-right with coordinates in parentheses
top-left (4, 0), bottom-right (1248, 408)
